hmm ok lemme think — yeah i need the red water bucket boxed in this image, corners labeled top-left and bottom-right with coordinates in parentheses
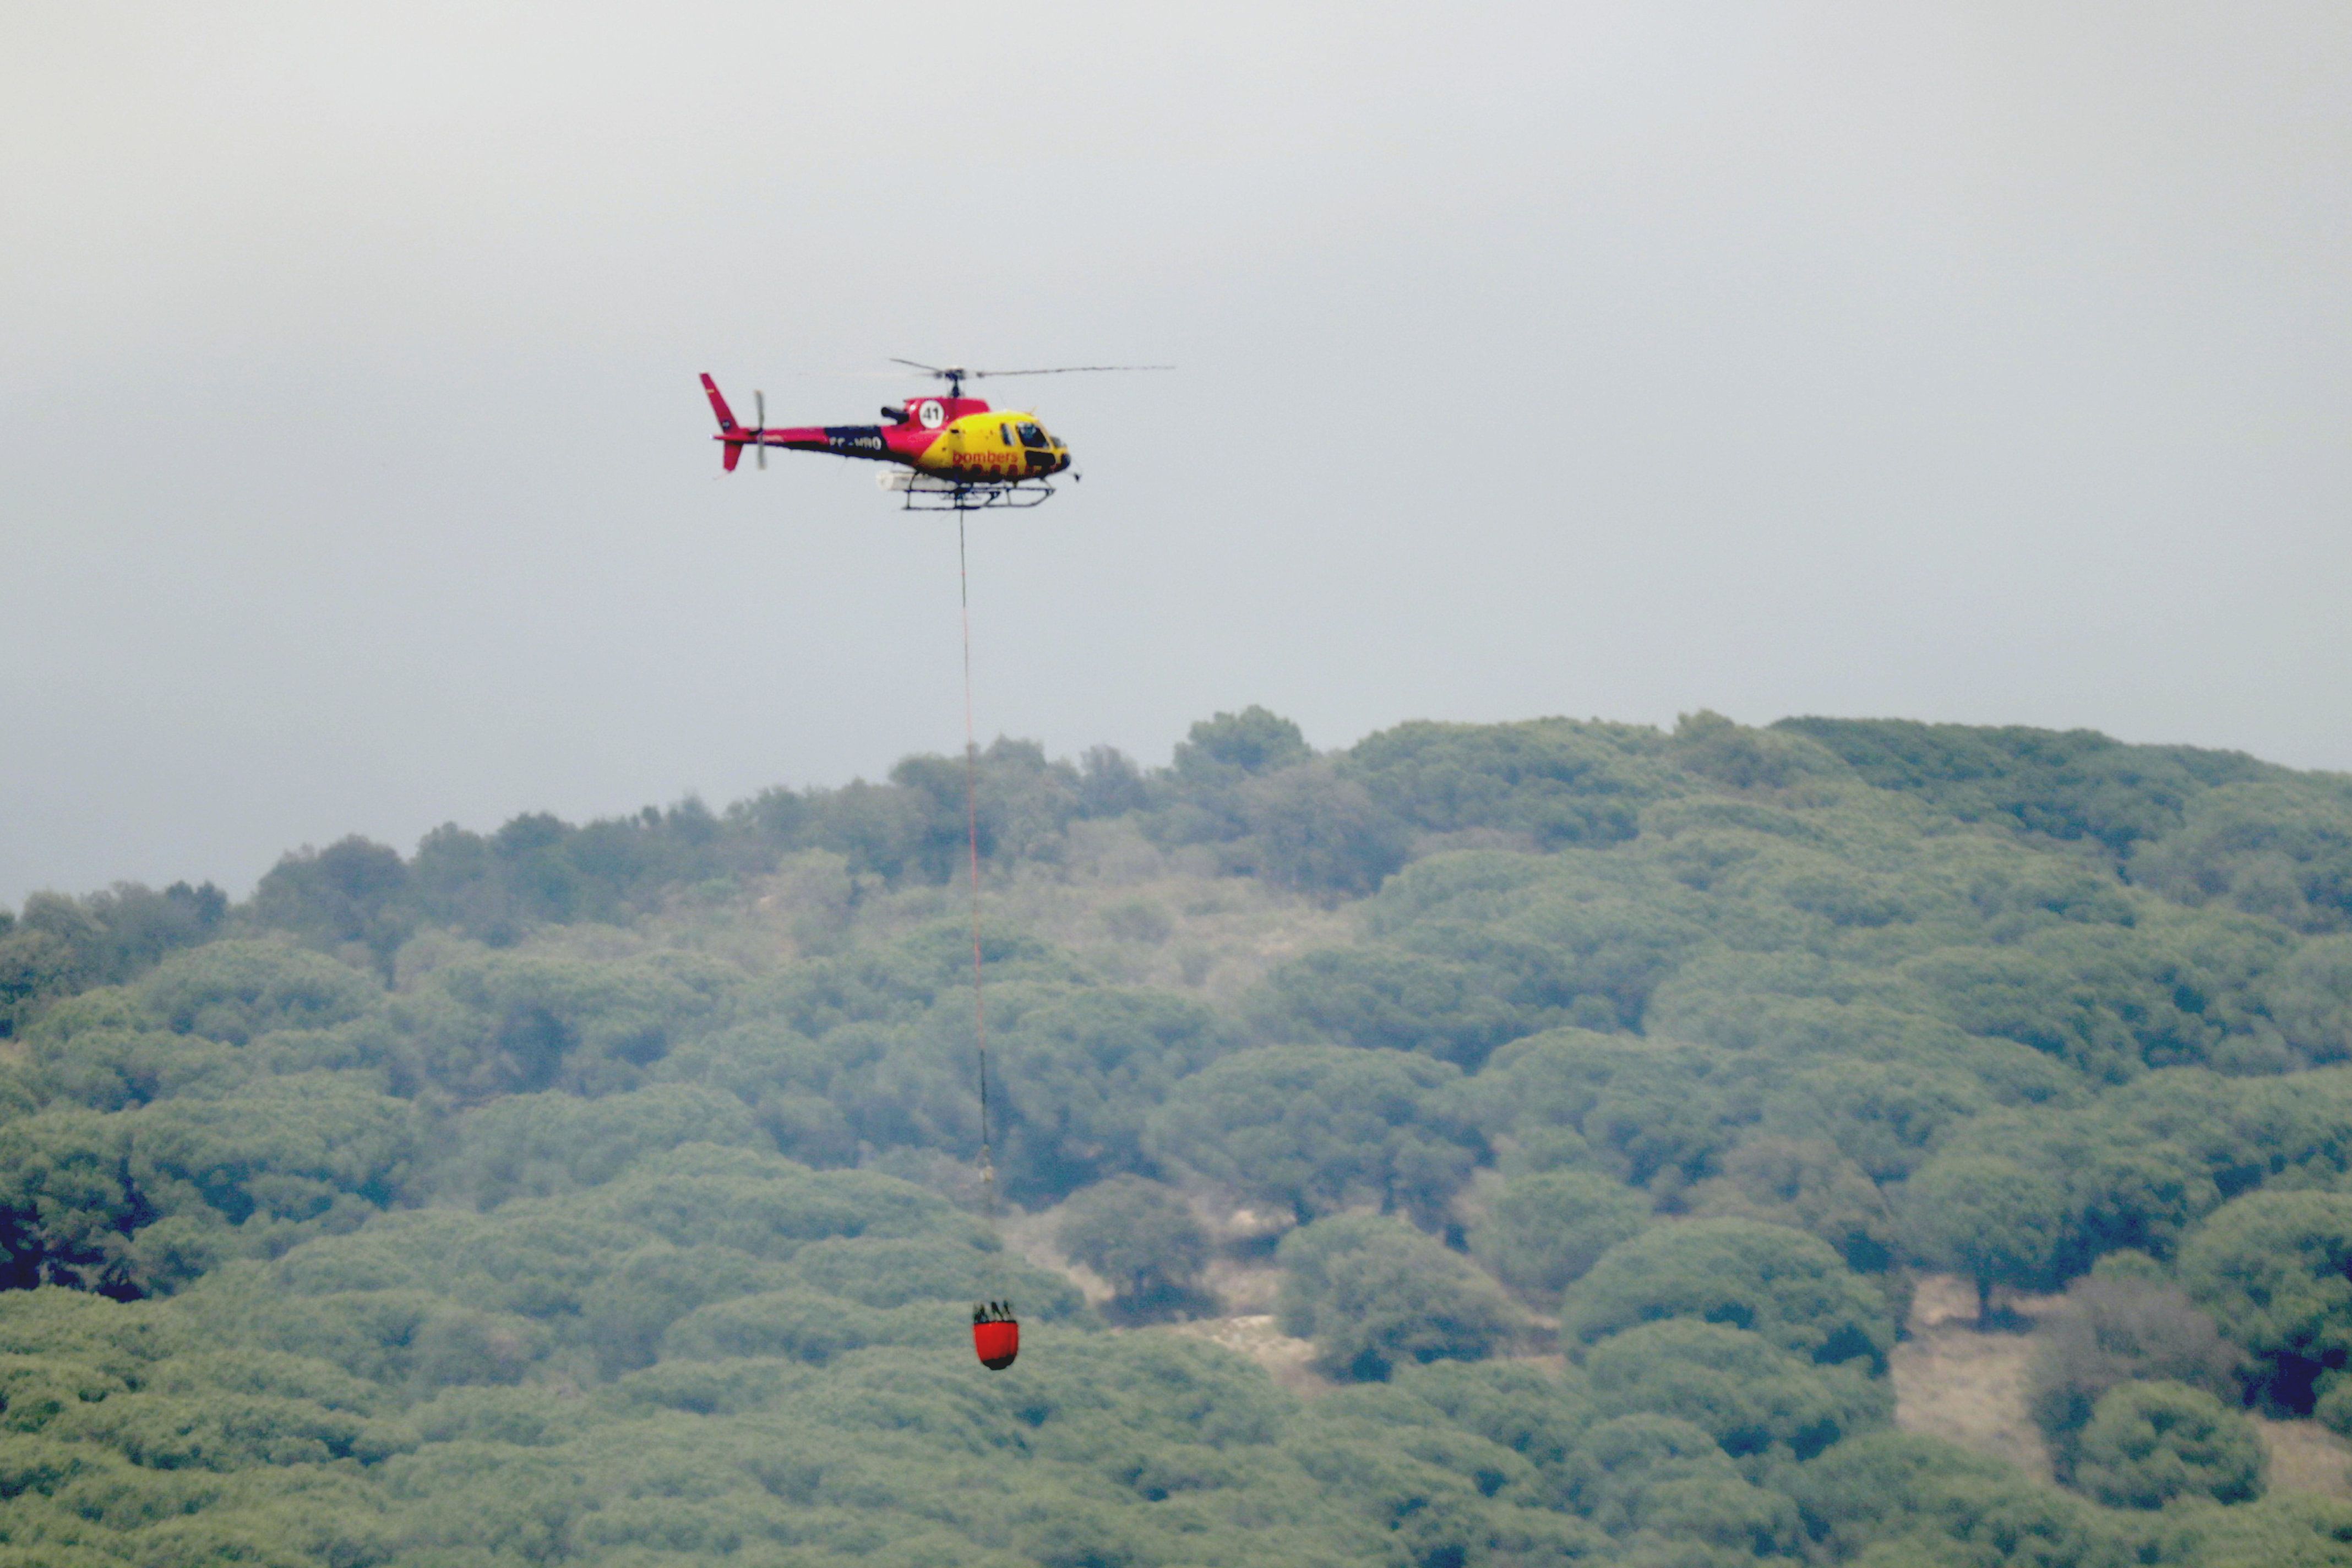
top-left (973, 1318), bottom-right (1020, 1370)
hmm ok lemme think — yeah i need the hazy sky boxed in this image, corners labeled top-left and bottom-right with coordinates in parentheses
top-left (5, 2), bottom-right (2348, 905)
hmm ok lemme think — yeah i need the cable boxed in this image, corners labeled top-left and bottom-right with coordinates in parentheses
top-left (958, 511), bottom-right (998, 1228)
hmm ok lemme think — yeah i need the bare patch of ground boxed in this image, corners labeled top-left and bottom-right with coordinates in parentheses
top-left (1004, 1190), bottom-right (1328, 1391)
top-left (1200, 1256), bottom-right (1283, 1316)
top-left (1892, 1275), bottom-right (2352, 1500)
top-left (996, 1202), bottom-right (1114, 1306)
top-left (2257, 1417), bottom-right (2352, 1497)
top-left (1890, 1275), bottom-right (2056, 1481)
top-left (1159, 1314), bottom-right (1331, 1396)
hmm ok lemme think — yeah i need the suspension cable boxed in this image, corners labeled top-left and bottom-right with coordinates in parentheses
top-left (958, 511), bottom-right (997, 1226)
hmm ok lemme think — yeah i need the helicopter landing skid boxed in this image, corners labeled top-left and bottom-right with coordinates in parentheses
top-left (878, 470), bottom-right (1055, 511)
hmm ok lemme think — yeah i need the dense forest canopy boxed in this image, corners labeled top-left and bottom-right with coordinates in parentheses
top-left (9, 710), bottom-right (2352, 1565)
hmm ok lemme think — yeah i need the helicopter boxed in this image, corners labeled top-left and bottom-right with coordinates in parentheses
top-left (700, 360), bottom-right (1168, 511)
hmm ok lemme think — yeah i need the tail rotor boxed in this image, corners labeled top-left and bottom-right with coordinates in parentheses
top-left (699, 374), bottom-right (770, 473)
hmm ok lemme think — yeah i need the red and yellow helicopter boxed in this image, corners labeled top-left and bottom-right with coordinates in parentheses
top-left (700, 360), bottom-right (1167, 510)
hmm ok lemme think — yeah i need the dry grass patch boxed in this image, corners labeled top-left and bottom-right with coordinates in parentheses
top-left (2257, 1416), bottom-right (2352, 1498)
top-left (1159, 1314), bottom-right (1330, 1396)
top-left (1890, 1274), bottom-right (2055, 1482)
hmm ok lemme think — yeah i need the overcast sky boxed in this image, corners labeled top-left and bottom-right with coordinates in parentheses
top-left (4, 2), bottom-right (2348, 905)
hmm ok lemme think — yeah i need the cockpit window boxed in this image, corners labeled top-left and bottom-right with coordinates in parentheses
top-left (1001, 423), bottom-right (1016, 447)
top-left (1019, 422), bottom-right (1048, 449)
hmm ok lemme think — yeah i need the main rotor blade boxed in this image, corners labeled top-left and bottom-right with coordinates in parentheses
top-left (968, 364), bottom-right (1174, 378)
top-left (888, 357), bottom-right (952, 375)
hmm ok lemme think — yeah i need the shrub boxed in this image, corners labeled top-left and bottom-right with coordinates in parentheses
top-left (1584, 1319), bottom-right (1891, 1461)
top-left (1469, 1169), bottom-right (1651, 1304)
top-left (1277, 1215), bottom-right (1522, 1381)
top-left (1056, 1177), bottom-right (1211, 1319)
top-left (1560, 1218), bottom-right (1896, 1371)
top-left (2026, 1276), bottom-right (2245, 1478)
top-left (2073, 1380), bottom-right (2266, 1508)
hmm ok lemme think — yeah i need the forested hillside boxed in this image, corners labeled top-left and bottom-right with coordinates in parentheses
top-left (9, 709), bottom-right (2352, 1567)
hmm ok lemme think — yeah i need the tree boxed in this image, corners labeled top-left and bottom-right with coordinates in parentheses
top-left (139, 940), bottom-right (379, 1046)
top-left (2073, 1380), bottom-right (2266, 1508)
top-left (1057, 1177), bottom-right (1211, 1320)
top-left (0, 884), bottom-right (227, 1035)
top-left (1771, 716), bottom-right (2263, 856)
top-left (1685, 1136), bottom-right (1896, 1275)
top-left (1759, 1058), bottom-right (1992, 1183)
top-left (2264, 935), bottom-right (2352, 1064)
top-left (1250, 946), bottom-right (1532, 1069)
top-left (1670, 710), bottom-right (1831, 791)
top-left (1784, 1430), bottom-right (2128, 1567)
top-left (991, 987), bottom-right (1227, 1202)
top-left (434, 1084), bottom-right (766, 1208)
top-left (2177, 1189), bottom-right (2352, 1411)
top-left (1172, 707), bottom-right (1313, 783)
top-left (1561, 1413), bottom-right (1803, 1559)
top-left (2025, 1276), bottom-right (2246, 1478)
top-left (1145, 1044), bottom-right (1481, 1226)
top-left (1560, 1217), bottom-right (1898, 1371)
top-left (1584, 1318), bottom-right (1891, 1461)
top-left (2131, 780), bottom-right (2352, 933)
top-left (1277, 1214), bottom-right (1523, 1381)
top-left (249, 836), bottom-right (415, 971)
top-left (1238, 764), bottom-right (1409, 900)
top-left (1343, 717), bottom-right (1666, 848)
top-left (1902, 1154), bottom-right (2067, 1326)
top-left (1469, 1168), bottom-right (1651, 1304)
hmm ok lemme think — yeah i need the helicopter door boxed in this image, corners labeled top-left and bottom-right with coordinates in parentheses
top-left (1017, 422), bottom-right (1053, 473)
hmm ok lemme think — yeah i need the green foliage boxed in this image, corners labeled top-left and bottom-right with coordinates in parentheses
top-left (1786, 1430), bottom-right (2135, 1567)
top-left (1370, 851), bottom-right (1712, 1031)
top-left (2132, 780), bottom-right (2352, 933)
top-left (1472, 1030), bottom-right (1736, 1191)
top-left (650, 1017), bottom-right (853, 1165)
top-left (0, 881), bottom-right (227, 1036)
top-left (2026, 1277), bottom-right (2246, 1480)
top-left (1277, 1214), bottom-right (1523, 1381)
top-left (1055, 1177), bottom-right (1210, 1318)
top-left (1686, 1136), bottom-right (1897, 1275)
top-left (1561, 1412), bottom-right (1803, 1558)
top-left (2159, 1493), bottom-right (2352, 1568)
top-left (1238, 762), bottom-right (1411, 898)
top-left (2266, 935), bottom-right (2352, 1064)
top-left (1345, 717), bottom-right (1671, 848)
top-left (1468, 1168), bottom-right (1651, 1303)
top-left (249, 836), bottom-right (415, 970)
top-left (1774, 716), bottom-right (2270, 856)
top-left (139, 941), bottom-right (379, 1046)
top-left (15, 709), bottom-right (2352, 1565)
top-left (1175, 705), bottom-right (1313, 783)
top-left (1902, 1153), bottom-right (2068, 1323)
top-left (2179, 1189), bottom-right (2352, 1411)
top-left (990, 986), bottom-right (1227, 1201)
top-left (433, 1084), bottom-right (767, 1207)
top-left (1251, 946), bottom-right (1539, 1069)
top-left (398, 950), bottom-right (727, 1099)
top-left (1560, 1217), bottom-right (1898, 1371)
top-left (0, 1076), bottom-right (420, 1295)
top-left (1756, 1055), bottom-right (1995, 1182)
top-left (1584, 1318), bottom-right (1891, 1460)
top-left (2073, 1380), bottom-right (2266, 1508)
top-left (1148, 1044), bottom-right (1481, 1224)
